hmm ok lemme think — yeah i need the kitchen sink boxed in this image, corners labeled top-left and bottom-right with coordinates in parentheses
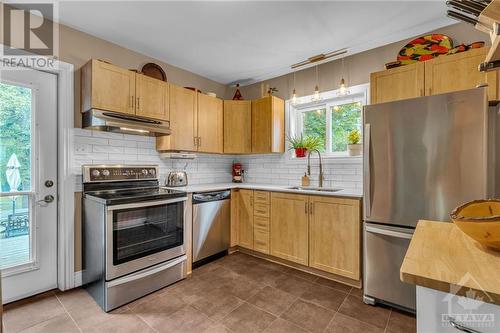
top-left (287, 186), bottom-right (343, 193)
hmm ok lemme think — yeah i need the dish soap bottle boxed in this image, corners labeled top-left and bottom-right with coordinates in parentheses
top-left (301, 172), bottom-right (310, 187)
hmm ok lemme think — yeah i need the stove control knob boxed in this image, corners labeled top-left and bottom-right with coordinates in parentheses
top-left (142, 169), bottom-right (148, 175)
top-left (102, 169), bottom-right (110, 177)
top-left (91, 169), bottom-right (100, 177)
top-left (149, 169), bottom-right (155, 175)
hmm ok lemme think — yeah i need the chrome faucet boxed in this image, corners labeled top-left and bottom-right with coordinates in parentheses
top-left (307, 149), bottom-right (324, 187)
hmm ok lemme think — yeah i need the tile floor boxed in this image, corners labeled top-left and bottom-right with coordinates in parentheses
top-left (2, 252), bottom-right (416, 333)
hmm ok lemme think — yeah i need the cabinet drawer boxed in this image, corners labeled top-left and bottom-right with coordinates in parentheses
top-left (254, 216), bottom-right (269, 231)
top-left (254, 229), bottom-right (270, 254)
top-left (254, 203), bottom-right (270, 217)
top-left (254, 191), bottom-right (270, 204)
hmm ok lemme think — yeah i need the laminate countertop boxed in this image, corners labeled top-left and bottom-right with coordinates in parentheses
top-left (400, 220), bottom-right (500, 306)
top-left (163, 182), bottom-right (363, 198)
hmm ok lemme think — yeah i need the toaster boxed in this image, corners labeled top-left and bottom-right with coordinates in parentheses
top-left (166, 171), bottom-right (188, 187)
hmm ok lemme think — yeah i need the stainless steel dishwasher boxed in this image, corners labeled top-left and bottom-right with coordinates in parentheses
top-left (192, 190), bottom-right (231, 266)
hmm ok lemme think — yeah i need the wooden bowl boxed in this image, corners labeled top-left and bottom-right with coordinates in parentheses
top-left (451, 200), bottom-right (500, 250)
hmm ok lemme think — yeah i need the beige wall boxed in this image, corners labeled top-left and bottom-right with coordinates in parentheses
top-left (239, 23), bottom-right (489, 100)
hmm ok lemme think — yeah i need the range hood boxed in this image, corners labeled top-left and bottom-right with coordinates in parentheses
top-left (82, 109), bottom-right (171, 136)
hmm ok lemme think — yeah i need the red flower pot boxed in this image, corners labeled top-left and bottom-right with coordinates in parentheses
top-left (295, 148), bottom-right (307, 158)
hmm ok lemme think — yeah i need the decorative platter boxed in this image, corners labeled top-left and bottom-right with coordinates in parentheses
top-left (141, 63), bottom-right (167, 82)
top-left (397, 34), bottom-right (453, 65)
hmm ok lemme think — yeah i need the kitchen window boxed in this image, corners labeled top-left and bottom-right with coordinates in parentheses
top-left (290, 84), bottom-right (367, 158)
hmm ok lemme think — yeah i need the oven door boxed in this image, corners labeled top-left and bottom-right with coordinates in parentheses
top-left (105, 197), bottom-right (187, 280)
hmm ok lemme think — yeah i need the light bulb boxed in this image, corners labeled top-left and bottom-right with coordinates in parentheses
top-left (292, 89), bottom-right (297, 105)
top-left (312, 85), bottom-right (321, 102)
top-left (339, 78), bottom-right (347, 95)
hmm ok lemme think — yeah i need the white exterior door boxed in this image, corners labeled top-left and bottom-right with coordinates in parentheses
top-left (0, 67), bottom-right (58, 303)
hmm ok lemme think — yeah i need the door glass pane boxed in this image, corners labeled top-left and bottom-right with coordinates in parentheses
top-left (331, 102), bottom-right (362, 152)
top-left (113, 202), bottom-right (184, 265)
top-left (0, 82), bottom-right (33, 270)
top-left (302, 108), bottom-right (326, 152)
top-left (0, 82), bottom-right (32, 191)
top-left (0, 195), bottom-right (31, 269)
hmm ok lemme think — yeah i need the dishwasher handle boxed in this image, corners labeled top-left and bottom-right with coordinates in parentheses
top-left (193, 190), bottom-right (231, 203)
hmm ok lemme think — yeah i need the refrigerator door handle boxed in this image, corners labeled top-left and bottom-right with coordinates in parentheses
top-left (364, 123), bottom-right (371, 218)
top-left (365, 225), bottom-right (412, 239)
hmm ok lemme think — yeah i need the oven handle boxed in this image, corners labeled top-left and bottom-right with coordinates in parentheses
top-left (107, 197), bottom-right (187, 211)
top-left (107, 255), bottom-right (187, 288)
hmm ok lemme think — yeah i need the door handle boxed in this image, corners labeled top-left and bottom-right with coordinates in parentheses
top-left (363, 124), bottom-right (371, 218)
top-left (36, 195), bottom-right (54, 205)
top-left (365, 225), bottom-right (412, 239)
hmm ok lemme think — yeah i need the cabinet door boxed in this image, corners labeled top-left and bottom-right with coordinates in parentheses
top-left (135, 74), bottom-right (169, 121)
top-left (91, 60), bottom-right (136, 114)
top-left (238, 190), bottom-right (254, 249)
top-left (230, 189), bottom-right (239, 247)
top-left (223, 100), bottom-right (252, 153)
top-left (198, 93), bottom-right (223, 153)
top-left (425, 47), bottom-right (497, 100)
top-left (309, 196), bottom-right (361, 280)
top-left (251, 96), bottom-right (285, 153)
top-left (370, 62), bottom-right (424, 104)
top-left (270, 193), bottom-right (309, 265)
top-left (156, 84), bottom-right (197, 151)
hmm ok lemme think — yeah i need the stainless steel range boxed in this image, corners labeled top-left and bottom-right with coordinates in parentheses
top-left (82, 164), bottom-right (187, 312)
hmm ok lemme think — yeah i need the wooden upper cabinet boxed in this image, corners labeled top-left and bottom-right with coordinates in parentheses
top-left (309, 196), bottom-right (361, 280)
top-left (223, 100), bottom-right (252, 154)
top-left (81, 59), bottom-right (136, 114)
top-left (197, 93), bottom-right (223, 153)
top-left (270, 192), bottom-right (309, 265)
top-left (252, 96), bottom-right (285, 153)
top-left (424, 47), bottom-right (497, 100)
top-left (370, 62), bottom-right (424, 104)
top-left (238, 189), bottom-right (254, 250)
top-left (135, 74), bottom-right (169, 121)
top-left (156, 84), bottom-right (197, 151)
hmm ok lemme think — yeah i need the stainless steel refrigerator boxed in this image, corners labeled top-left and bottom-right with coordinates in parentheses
top-left (362, 87), bottom-right (500, 312)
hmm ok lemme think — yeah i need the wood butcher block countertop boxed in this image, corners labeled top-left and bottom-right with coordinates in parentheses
top-left (400, 220), bottom-right (500, 306)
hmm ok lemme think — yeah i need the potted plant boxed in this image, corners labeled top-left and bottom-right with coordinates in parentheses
top-left (287, 134), bottom-right (307, 157)
top-left (347, 129), bottom-right (362, 156)
top-left (304, 135), bottom-right (323, 152)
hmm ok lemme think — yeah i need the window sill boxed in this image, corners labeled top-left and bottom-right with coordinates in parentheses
top-left (286, 152), bottom-right (362, 164)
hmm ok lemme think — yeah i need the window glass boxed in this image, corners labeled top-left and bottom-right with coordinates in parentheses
top-left (331, 102), bottom-right (362, 152)
top-left (302, 108), bottom-right (326, 152)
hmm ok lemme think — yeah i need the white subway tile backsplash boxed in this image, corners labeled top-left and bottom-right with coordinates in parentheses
top-left (72, 129), bottom-right (362, 190)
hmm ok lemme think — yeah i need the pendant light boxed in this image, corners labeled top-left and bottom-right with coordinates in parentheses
top-left (312, 65), bottom-right (322, 102)
top-left (291, 71), bottom-right (297, 105)
top-left (338, 57), bottom-right (350, 96)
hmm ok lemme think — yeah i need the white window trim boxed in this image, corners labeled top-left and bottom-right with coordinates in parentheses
top-left (286, 83), bottom-right (368, 162)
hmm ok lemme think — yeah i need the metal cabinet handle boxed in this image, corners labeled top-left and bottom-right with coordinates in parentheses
top-left (449, 319), bottom-right (481, 333)
top-left (137, 97), bottom-right (140, 109)
top-left (198, 137), bottom-right (201, 147)
top-left (363, 124), bottom-right (371, 218)
top-left (310, 202), bottom-right (313, 215)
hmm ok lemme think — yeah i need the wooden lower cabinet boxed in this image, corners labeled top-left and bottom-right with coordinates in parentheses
top-left (238, 189), bottom-right (254, 249)
top-left (270, 193), bottom-right (309, 266)
top-left (309, 196), bottom-right (361, 280)
top-left (230, 189), bottom-right (239, 247)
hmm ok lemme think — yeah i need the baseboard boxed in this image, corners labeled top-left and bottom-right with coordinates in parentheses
top-left (74, 271), bottom-right (82, 288)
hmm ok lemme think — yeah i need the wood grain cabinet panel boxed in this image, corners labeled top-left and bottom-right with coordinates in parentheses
top-left (82, 59), bottom-right (136, 114)
top-left (254, 228), bottom-right (270, 254)
top-left (223, 100), bottom-right (252, 154)
top-left (197, 93), bottom-right (223, 153)
top-left (156, 84), bottom-right (197, 151)
top-left (270, 192), bottom-right (309, 265)
top-left (252, 96), bottom-right (285, 153)
top-left (135, 74), bottom-right (169, 121)
top-left (424, 47), bottom-right (497, 100)
top-left (238, 189), bottom-right (254, 250)
top-left (309, 196), bottom-right (361, 280)
top-left (230, 189), bottom-right (239, 247)
top-left (370, 62), bottom-right (424, 104)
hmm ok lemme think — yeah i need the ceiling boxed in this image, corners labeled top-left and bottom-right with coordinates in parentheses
top-left (58, 1), bottom-right (454, 85)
